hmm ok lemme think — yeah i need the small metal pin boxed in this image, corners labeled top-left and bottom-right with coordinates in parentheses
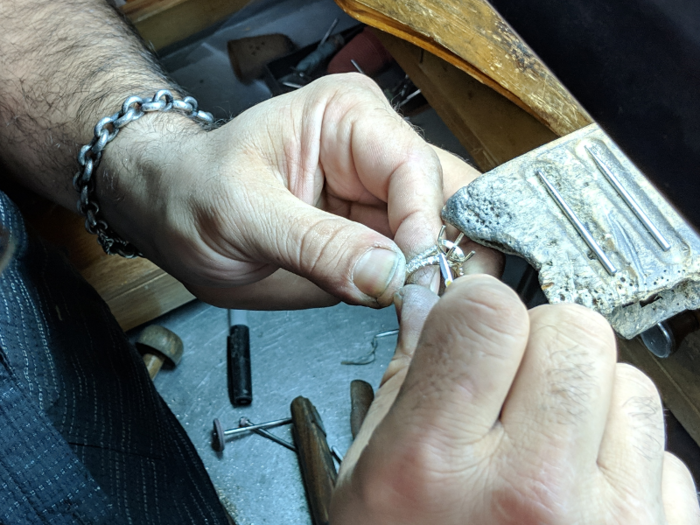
top-left (586, 145), bottom-right (671, 251)
top-left (445, 232), bottom-right (465, 261)
top-left (437, 225), bottom-right (448, 246)
top-left (373, 329), bottom-right (400, 343)
top-left (537, 170), bottom-right (618, 275)
top-left (397, 88), bottom-right (422, 108)
top-left (350, 59), bottom-right (366, 75)
top-left (219, 417), bottom-right (291, 437)
top-left (212, 417), bottom-right (293, 452)
top-left (438, 251), bottom-right (454, 288)
top-left (318, 18), bottom-right (339, 48)
top-left (281, 81), bottom-right (304, 90)
top-left (239, 417), bottom-right (296, 452)
top-left (331, 446), bottom-right (344, 465)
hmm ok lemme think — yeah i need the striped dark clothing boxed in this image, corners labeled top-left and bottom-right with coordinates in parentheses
top-left (0, 192), bottom-right (229, 524)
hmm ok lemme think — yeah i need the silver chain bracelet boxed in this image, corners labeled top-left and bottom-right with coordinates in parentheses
top-left (74, 90), bottom-right (214, 258)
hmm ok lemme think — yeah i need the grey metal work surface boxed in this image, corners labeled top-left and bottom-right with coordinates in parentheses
top-left (142, 300), bottom-right (398, 524)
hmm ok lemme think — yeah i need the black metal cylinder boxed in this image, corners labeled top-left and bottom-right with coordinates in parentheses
top-left (227, 325), bottom-right (252, 406)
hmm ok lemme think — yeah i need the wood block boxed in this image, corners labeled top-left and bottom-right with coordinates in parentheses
top-left (22, 197), bottom-right (194, 332)
top-left (122, 0), bottom-right (252, 51)
top-left (334, 0), bottom-right (592, 136)
top-left (81, 255), bottom-right (194, 332)
top-left (378, 32), bottom-right (557, 171)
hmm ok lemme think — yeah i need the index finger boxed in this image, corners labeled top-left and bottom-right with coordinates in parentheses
top-left (317, 74), bottom-right (445, 260)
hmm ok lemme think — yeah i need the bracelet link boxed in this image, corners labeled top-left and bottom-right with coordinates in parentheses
top-left (75, 91), bottom-right (213, 258)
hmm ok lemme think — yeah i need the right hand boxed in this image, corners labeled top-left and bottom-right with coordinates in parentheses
top-left (100, 75), bottom-right (501, 310)
top-left (331, 277), bottom-right (700, 524)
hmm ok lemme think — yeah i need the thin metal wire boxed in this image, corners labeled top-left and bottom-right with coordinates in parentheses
top-left (239, 417), bottom-right (296, 452)
top-left (222, 417), bottom-right (292, 437)
top-left (537, 170), bottom-right (617, 275)
top-left (342, 329), bottom-right (399, 366)
top-left (318, 18), bottom-right (339, 47)
top-left (586, 145), bottom-right (671, 251)
top-left (350, 59), bottom-right (365, 75)
top-left (331, 446), bottom-right (344, 465)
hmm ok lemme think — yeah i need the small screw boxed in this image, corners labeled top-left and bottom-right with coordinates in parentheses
top-left (239, 417), bottom-right (296, 452)
top-left (212, 417), bottom-right (292, 451)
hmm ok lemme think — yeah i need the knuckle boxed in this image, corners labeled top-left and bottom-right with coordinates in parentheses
top-left (615, 363), bottom-right (660, 400)
top-left (530, 303), bottom-right (616, 361)
top-left (524, 305), bottom-right (617, 426)
top-left (491, 464), bottom-right (575, 525)
top-left (664, 452), bottom-right (695, 485)
top-left (342, 71), bottom-right (383, 93)
top-left (354, 438), bottom-right (448, 519)
top-left (295, 216), bottom-right (353, 276)
top-left (614, 365), bottom-right (664, 461)
top-left (321, 72), bottom-right (385, 101)
top-left (439, 274), bottom-right (530, 344)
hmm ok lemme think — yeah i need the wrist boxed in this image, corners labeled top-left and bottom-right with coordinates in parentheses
top-left (81, 93), bottom-right (210, 257)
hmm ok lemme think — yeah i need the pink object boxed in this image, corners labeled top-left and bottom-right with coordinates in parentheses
top-left (327, 27), bottom-right (394, 76)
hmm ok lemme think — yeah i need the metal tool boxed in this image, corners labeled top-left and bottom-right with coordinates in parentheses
top-left (291, 396), bottom-right (337, 525)
top-left (227, 309), bottom-right (252, 406)
top-left (318, 18), bottom-right (339, 48)
top-left (350, 380), bottom-right (374, 439)
top-left (279, 19), bottom-right (344, 88)
top-left (397, 88), bottom-right (422, 109)
top-left (442, 124), bottom-right (700, 341)
top-left (211, 417), bottom-right (292, 452)
top-left (135, 325), bottom-right (184, 380)
top-left (239, 417), bottom-right (296, 452)
top-left (437, 251), bottom-right (454, 288)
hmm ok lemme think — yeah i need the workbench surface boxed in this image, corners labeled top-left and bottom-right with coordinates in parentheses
top-left (140, 300), bottom-right (397, 524)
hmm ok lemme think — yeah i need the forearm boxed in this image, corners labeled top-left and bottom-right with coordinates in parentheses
top-left (0, 0), bottom-right (186, 210)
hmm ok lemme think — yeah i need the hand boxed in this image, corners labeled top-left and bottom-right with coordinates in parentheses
top-left (331, 278), bottom-right (700, 524)
top-left (100, 74), bottom-right (501, 309)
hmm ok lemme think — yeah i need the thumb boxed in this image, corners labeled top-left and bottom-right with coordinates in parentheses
top-left (331, 276), bottom-right (530, 524)
top-left (341, 285), bottom-right (440, 476)
top-left (384, 275), bottom-right (529, 446)
top-left (260, 187), bottom-right (406, 307)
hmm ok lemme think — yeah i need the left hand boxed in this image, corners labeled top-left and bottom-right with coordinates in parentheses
top-left (100, 74), bottom-right (501, 309)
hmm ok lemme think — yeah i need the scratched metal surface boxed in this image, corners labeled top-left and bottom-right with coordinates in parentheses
top-left (139, 301), bottom-right (397, 524)
top-left (443, 124), bottom-right (700, 338)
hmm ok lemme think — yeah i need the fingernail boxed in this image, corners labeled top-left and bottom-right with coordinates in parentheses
top-left (394, 288), bottom-right (405, 320)
top-left (353, 248), bottom-right (402, 299)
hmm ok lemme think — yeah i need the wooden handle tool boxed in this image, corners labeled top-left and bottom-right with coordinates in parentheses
top-left (350, 380), bottom-right (374, 439)
top-left (291, 396), bottom-right (337, 525)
